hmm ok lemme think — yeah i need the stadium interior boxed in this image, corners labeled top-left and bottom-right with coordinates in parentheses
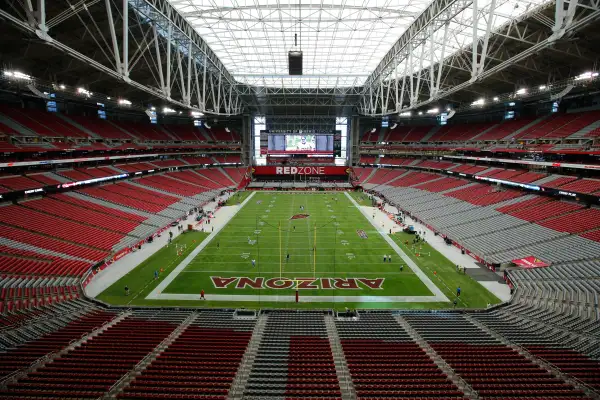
top-left (1, 0), bottom-right (600, 398)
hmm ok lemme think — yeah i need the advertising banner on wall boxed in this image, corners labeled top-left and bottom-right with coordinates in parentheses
top-left (512, 256), bottom-right (550, 269)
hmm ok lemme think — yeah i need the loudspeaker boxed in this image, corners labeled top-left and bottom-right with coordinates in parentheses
top-left (288, 51), bottom-right (303, 75)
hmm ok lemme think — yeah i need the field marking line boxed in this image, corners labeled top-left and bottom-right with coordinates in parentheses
top-left (149, 293), bottom-right (443, 303)
top-left (344, 192), bottom-right (449, 303)
top-left (179, 270), bottom-right (414, 274)
top-left (146, 191), bottom-right (257, 300)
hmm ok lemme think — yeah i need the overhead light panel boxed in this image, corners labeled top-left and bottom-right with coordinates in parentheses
top-left (493, 96), bottom-right (499, 101)
top-left (471, 98), bottom-right (485, 106)
top-left (118, 99), bottom-right (131, 105)
top-left (399, 112), bottom-right (411, 117)
top-left (77, 87), bottom-right (91, 96)
top-left (515, 88), bottom-right (527, 95)
top-left (539, 85), bottom-right (547, 90)
top-left (163, 107), bottom-right (175, 114)
top-left (574, 71), bottom-right (599, 80)
top-left (426, 108), bottom-right (439, 114)
top-left (4, 71), bottom-right (32, 80)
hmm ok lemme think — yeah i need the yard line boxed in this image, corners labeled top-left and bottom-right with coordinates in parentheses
top-left (146, 192), bottom-right (256, 300)
top-left (180, 270), bottom-right (408, 274)
top-left (344, 192), bottom-right (449, 303)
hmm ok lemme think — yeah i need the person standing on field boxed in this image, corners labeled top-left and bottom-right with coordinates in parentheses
top-left (200, 289), bottom-right (205, 300)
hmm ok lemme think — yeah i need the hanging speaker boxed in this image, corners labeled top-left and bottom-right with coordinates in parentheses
top-left (288, 51), bottom-right (303, 75)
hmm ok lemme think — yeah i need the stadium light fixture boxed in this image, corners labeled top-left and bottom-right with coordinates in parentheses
top-left (118, 99), bottom-right (132, 106)
top-left (59, 84), bottom-right (66, 90)
top-left (107, 96), bottom-right (111, 100)
top-left (426, 108), bottom-right (439, 114)
top-left (515, 88), bottom-right (527, 95)
top-left (539, 85), bottom-right (547, 90)
top-left (471, 98), bottom-right (485, 106)
top-left (163, 107), bottom-right (175, 114)
top-left (4, 71), bottom-right (32, 80)
top-left (418, 111), bottom-right (423, 116)
top-left (493, 96), bottom-right (499, 101)
top-left (77, 87), bottom-right (91, 96)
top-left (191, 111), bottom-right (204, 117)
top-left (446, 106), bottom-right (451, 111)
top-left (399, 112), bottom-right (411, 117)
top-left (574, 71), bottom-right (599, 80)
top-left (150, 106), bottom-right (156, 111)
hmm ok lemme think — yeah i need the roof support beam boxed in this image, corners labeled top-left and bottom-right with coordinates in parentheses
top-left (360, 0), bottom-right (600, 116)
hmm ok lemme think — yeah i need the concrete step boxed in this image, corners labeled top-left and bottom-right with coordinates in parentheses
top-left (107, 120), bottom-right (141, 140)
top-left (503, 115), bottom-right (549, 140)
top-left (420, 126), bottom-right (441, 142)
top-left (0, 112), bottom-right (38, 136)
top-left (54, 113), bottom-right (102, 139)
top-left (567, 118), bottom-right (600, 139)
top-left (0, 236), bottom-right (93, 263)
top-left (471, 123), bottom-right (501, 140)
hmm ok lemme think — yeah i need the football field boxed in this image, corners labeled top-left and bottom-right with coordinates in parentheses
top-left (96, 191), bottom-right (501, 310)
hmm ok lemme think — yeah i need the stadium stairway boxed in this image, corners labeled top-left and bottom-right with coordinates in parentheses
top-left (469, 122), bottom-right (501, 141)
top-left (217, 167), bottom-right (237, 186)
top-left (124, 180), bottom-right (196, 209)
top-left (106, 120), bottom-right (142, 140)
top-left (568, 119), bottom-right (600, 139)
top-left (463, 314), bottom-right (599, 398)
top-left (228, 314), bottom-right (268, 399)
top-left (405, 313), bottom-right (589, 399)
top-left (395, 315), bottom-right (477, 399)
top-left (336, 312), bottom-right (464, 399)
top-left (419, 125), bottom-right (441, 142)
top-left (64, 192), bottom-right (173, 228)
top-left (0, 309), bottom-right (128, 391)
top-left (118, 310), bottom-right (255, 400)
top-left (324, 315), bottom-right (355, 400)
top-left (53, 113), bottom-right (102, 139)
top-left (105, 311), bottom-right (198, 398)
top-left (359, 168), bottom-right (379, 184)
top-left (502, 115), bottom-right (549, 140)
top-left (0, 236), bottom-right (93, 264)
top-left (0, 112), bottom-right (37, 136)
top-left (243, 312), bottom-right (341, 400)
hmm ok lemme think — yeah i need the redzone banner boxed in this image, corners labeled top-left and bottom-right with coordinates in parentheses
top-left (512, 256), bottom-right (550, 269)
top-left (252, 166), bottom-right (351, 176)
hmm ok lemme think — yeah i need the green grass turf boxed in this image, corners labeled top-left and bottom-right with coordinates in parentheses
top-left (223, 190), bottom-right (253, 206)
top-left (96, 191), bottom-right (501, 310)
top-left (389, 233), bottom-right (501, 309)
top-left (96, 231), bottom-right (209, 305)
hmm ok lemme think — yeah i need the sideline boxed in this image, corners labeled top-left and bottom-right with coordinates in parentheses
top-left (153, 293), bottom-right (443, 303)
top-left (146, 192), bottom-right (256, 299)
top-left (344, 192), bottom-right (449, 302)
top-left (148, 191), bottom-right (447, 303)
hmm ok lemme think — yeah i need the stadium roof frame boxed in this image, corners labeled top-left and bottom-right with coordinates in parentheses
top-left (359, 0), bottom-right (600, 115)
top-left (1, 0), bottom-right (599, 117)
